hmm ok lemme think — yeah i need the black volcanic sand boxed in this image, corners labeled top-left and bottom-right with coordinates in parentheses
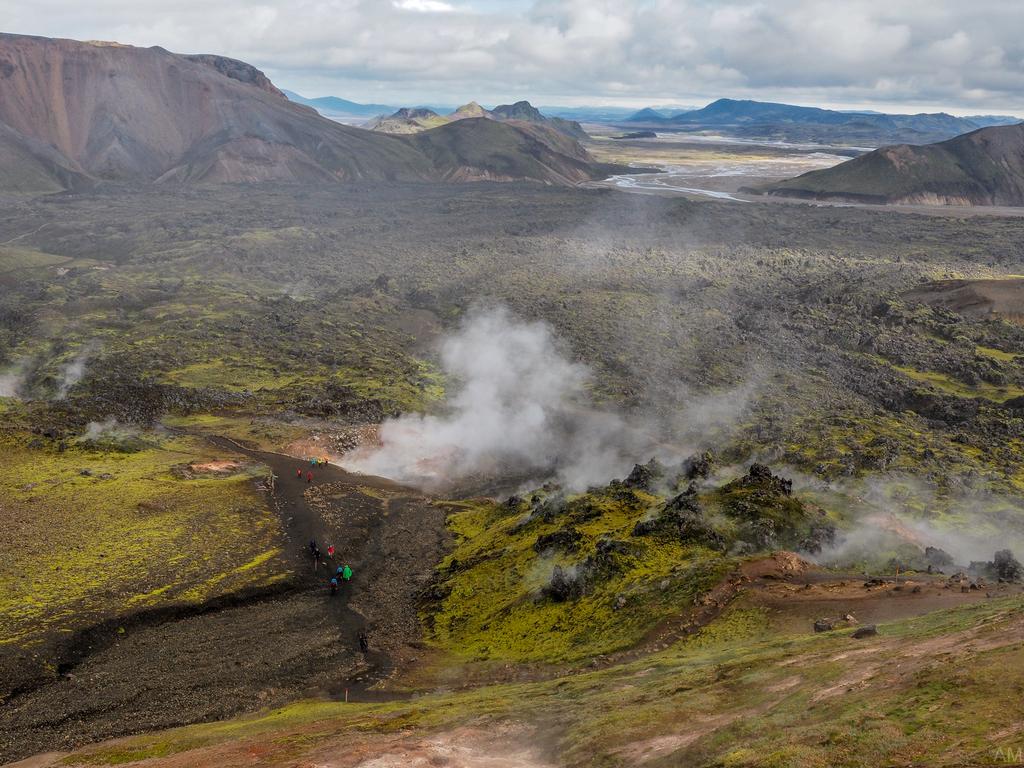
top-left (0, 437), bottom-right (447, 762)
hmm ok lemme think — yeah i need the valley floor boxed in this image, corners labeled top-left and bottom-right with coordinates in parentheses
top-left (4, 183), bottom-right (1024, 765)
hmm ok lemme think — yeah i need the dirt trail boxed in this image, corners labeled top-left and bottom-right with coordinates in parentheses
top-left (206, 436), bottom-right (395, 685)
top-left (206, 434), bottom-right (447, 689)
top-left (0, 223), bottom-right (49, 247)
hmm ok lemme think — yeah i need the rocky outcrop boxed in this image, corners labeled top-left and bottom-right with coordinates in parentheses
top-left (624, 457), bottom-right (667, 490)
top-left (183, 53), bottom-right (285, 97)
top-left (491, 101), bottom-right (588, 140)
top-left (633, 485), bottom-right (723, 549)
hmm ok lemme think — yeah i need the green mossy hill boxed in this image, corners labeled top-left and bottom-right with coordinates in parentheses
top-left (160, 413), bottom-right (306, 453)
top-left (0, 427), bottom-right (287, 650)
top-left (424, 461), bottom-right (835, 663)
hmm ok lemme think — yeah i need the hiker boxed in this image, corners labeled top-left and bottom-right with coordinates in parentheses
top-left (330, 577), bottom-right (338, 595)
top-left (327, 544), bottom-right (335, 558)
top-left (336, 565), bottom-right (344, 580)
top-left (297, 467), bottom-right (303, 479)
top-left (312, 546), bottom-right (322, 568)
top-left (306, 470), bottom-right (313, 484)
top-left (341, 564), bottom-right (353, 582)
top-left (358, 629), bottom-right (369, 653)
top-left (308, 539), bottom-right (318, 556)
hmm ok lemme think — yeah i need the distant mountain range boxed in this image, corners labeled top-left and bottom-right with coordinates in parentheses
top-left (629, 108), bottom-right (672, 123)
top-left (750, 123), bottom-right (1024, 206)
top-left (280, 97), bottom-right (686, 125)
top-left (280, 90), bottom-right (395, 117)
top-left (625, 98), bottom-right (1022, 146)
top-left (541, 106), bottom-right (653, 122)
top-left (0, 34), bottom-right (609, 193)
top-left (967, 115), bottom-right (1024, 127)
top-left (368, 100), bottom-right (588, 140)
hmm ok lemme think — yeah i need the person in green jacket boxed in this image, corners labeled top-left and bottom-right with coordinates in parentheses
top-left (341, 564), bottom-right (353, 581)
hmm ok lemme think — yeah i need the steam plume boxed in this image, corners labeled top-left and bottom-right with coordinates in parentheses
top-left (57, 344), bottom-right (96, 399)
top-left (344, 306), bottom-right (656, 490)
top-left (0, 363), bottom-right (26, 399)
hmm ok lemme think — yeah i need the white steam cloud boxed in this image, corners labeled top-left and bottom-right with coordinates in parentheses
top-left (81, 418), bottom-right (122, 442)
top-left (344, 306), bottom-right (667, 491)
top-left (57, 344), bottom-right (96, 399)
top-left (0, 373), bottom-right (22, 398)
top-left (0, 363), bottom-right (27, 399)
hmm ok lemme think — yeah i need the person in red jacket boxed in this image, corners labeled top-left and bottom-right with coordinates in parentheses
top-left (306, 470), bottom-right (313, 484)
top-left (297, 467), bottom-right (303, 479)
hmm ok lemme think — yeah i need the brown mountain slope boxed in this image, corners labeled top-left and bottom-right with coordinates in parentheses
top-left (503, 120), bottom-right (592, 163)
top-left (0, 33), bottom-right (437, 186)
top-left (753, 123), bottom-right (1024, 206)
top-left (0, 34), bottom-right (603, 191)
top-left (410, 117), bottom-right (602, 184)
top-left (904, 278), bottom-right (1024, 322)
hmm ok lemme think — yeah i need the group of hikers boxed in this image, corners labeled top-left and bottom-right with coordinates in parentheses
top-left (297, 457), bottom-right (329, 483)
top-left (297, 460), bottom-right (369, 654)
top-left (307, 538), bottom-right (367, 652)
top-left (307, 539), bottom-right (353, 594)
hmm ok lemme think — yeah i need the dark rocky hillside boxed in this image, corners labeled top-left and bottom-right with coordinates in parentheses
top-left (411, 118), bottom-right (602, 184)
top-left (753, 123), bottom-right (1024, 206)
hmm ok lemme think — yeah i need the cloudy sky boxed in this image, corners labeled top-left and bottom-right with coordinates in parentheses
top-left (5, 0), bottom-right (1024, 114)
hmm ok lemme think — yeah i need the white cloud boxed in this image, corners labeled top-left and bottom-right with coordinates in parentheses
top-left (4, 0), bottom-right (1024, 112)
top-left (394, 0), bottom-right (455, 12)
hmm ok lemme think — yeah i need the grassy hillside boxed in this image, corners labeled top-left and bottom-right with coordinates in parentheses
top-left (427, 486), bottom-right (727, 663)
top-left (0, 426), bottom-right (286, 646)
top-left (53, 594), bottom-right (1024, 767)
